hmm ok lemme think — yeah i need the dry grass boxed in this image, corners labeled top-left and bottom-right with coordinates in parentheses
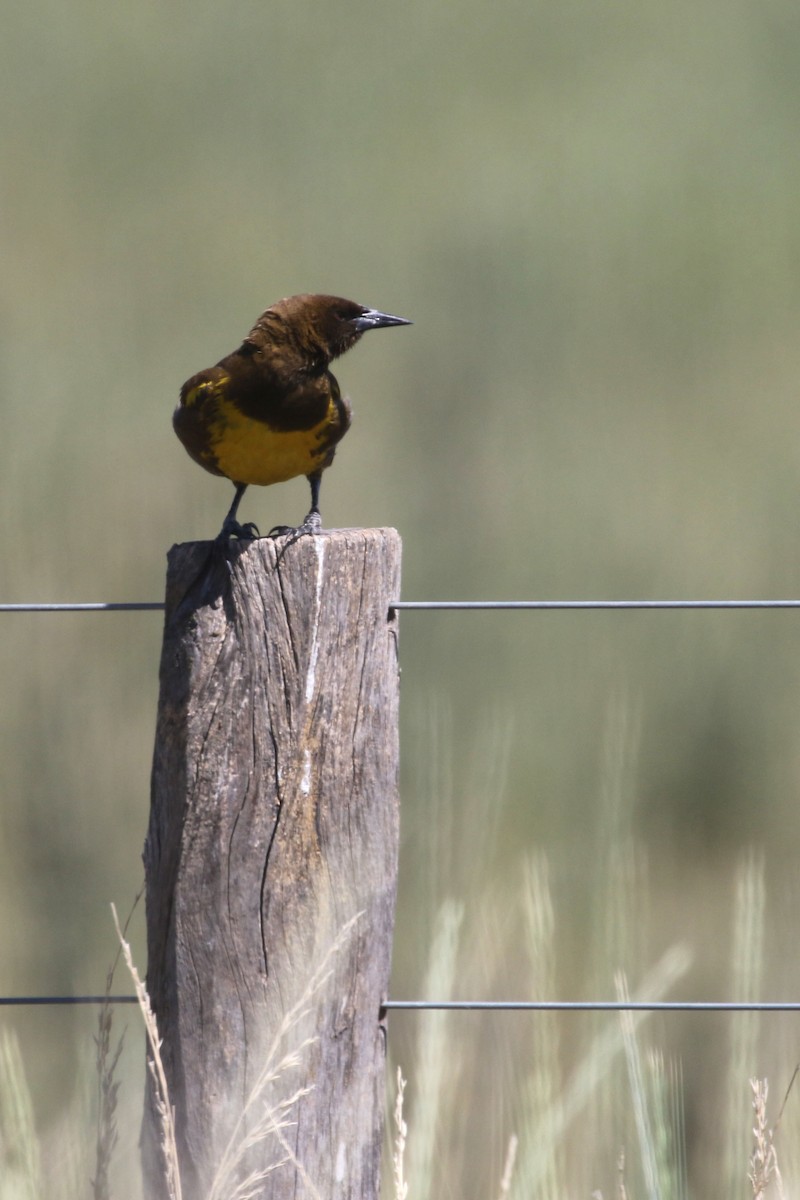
top-left (92, 994), bottom-right (124, 1200)
top-left (391, 1068), bottom-right (519, 1200)
top-left (404, 898), bottom-right (463, 1200)
top-left (748, 1078), bottom-right (784, 1200)
top-left (512, 852), bottom-right (563, 1199)
top-left (616, 971), bottom-right (660, 1200)
top-left (108, 906), bottom-right (363, 1200)
top-left (392, 1068), bottom-right (409, 1200)
top-left (0, 930), bottom-right (797, 1200)
top-left (725, 853), bottom-right (766, 1199)
top-left (496, 1134), bottom-right (518, 1200)
top-left (93, 890), bottom-right (141, 1200)
top-left (205, 914), bottom-right (364, 1200)
top-left (748, 1068), bottom-right (799, 1200)
top-left (0, 810), bottom-right (796, 1200)
top-left (111, 903), bottom-right (181, 1200)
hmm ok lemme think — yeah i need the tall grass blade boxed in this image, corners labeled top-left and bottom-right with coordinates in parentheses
top-left (0, 1028), bottom-right (43, 1200)
top-left (111, 903), bottom-right (182, 1200)
top-left (406, 897), bottom-right (464, 1200)
top-left (511, 852), bottom-right (565, 1200)
top-left (723, 852), bottom-right (765, 1200)
top-left (616, 972), bottom-right (660, 1200)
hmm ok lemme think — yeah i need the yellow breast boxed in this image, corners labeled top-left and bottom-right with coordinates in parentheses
top-left (203, 394), bottom-right (337, 486)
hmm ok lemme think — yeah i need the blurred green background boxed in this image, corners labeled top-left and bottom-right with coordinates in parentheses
top-left (3, 0), bottom-right (800, 1194)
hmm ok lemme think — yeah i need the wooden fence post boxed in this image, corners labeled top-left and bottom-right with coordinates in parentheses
top-left (143, 528), bottom-right (401, 1200)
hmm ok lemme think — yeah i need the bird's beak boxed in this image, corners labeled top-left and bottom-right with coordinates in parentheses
top-left (353, 308), bottom-right (413, 333)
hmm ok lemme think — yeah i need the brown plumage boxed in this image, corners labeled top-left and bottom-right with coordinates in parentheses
top-left (174, 293), bottom-right (411, 539)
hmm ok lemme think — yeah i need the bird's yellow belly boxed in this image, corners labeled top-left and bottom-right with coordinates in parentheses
top-left (207, 402), bottom-right (333, 486)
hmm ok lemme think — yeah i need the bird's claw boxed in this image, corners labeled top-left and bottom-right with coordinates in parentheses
top-left (268, 509), bottom-right (322, 556)
top-left (269, 509), bottom-right (321, 539)
top-left (216, 519), bottom-right (261, 543)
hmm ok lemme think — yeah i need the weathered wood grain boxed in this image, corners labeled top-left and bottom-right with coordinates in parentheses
top-left (143, 529), bottom-right (401, 1199)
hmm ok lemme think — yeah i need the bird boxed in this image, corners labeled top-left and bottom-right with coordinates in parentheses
top-left (173, 293), bottom-right (412, 541)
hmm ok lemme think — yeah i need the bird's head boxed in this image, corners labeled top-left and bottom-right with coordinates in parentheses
top-left (251, 294), bottom-right (411, 367)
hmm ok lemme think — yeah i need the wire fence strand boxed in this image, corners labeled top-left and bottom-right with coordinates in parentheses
top-left (0, 603), bottom-right (165, 612)
top-left (0, 995), bottom-right (139, 1006)
top-left (2, 995), bottom-right (800, 1011)
top-left (4, 599), bottom-right (800, 614)
top-left (391, 599), bottom-right (800, 611)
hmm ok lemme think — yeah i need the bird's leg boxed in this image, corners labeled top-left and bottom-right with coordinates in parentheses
top-left (302, 470), bottom-right (323, 532)
top-left (268, 471), bottom-right (323, 544)
top-left (216, 482), bottom-right (260, 541)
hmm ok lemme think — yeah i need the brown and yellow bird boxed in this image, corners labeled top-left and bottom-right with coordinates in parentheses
top-left (174, 293), bottom-right (412, 540)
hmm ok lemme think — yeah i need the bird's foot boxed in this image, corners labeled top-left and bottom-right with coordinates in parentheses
top-left (268, 508), bottom-right (321, 540)
top-left (268, 509), bottom-right (322, 555)
top-left (181, 518), bottom-right (258, 597)
top-left (215, 518), bottom-right (261, 543)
